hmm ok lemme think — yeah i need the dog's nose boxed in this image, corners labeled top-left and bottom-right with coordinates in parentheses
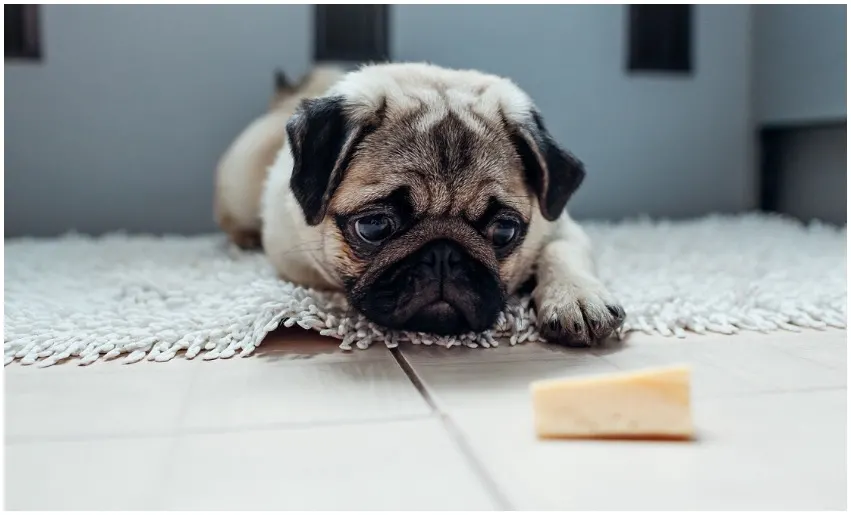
top-left (421, 240), bottom-right (463, 278)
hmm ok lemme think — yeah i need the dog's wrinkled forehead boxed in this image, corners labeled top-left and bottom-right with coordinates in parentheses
top-left (287, 62), bottom-right (585, 228)
top-left (327, 63), bottom-right (536, 127)
top-left (327, 63), bottom-right (537, 218)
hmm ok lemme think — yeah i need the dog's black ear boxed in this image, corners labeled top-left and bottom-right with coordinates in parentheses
top-left (511, 112), bottom-right (585, 221)
top-left (287, 96), bottom-right (362, 225)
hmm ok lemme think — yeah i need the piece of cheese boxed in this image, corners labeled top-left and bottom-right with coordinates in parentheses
top-left (531, 365), bottom-right (694, 440)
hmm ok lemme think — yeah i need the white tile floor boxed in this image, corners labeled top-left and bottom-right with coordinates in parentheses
top-left (4, 328), bottom-right (847, 510)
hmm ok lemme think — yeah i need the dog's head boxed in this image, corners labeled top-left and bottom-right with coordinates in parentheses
top-left (286, 63), bottom-right (585, 334)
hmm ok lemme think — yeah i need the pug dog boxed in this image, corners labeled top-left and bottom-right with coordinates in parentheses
top-left (219, 62), bottom-right (625, 346)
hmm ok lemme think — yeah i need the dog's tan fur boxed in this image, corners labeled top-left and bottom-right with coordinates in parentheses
top-left (325, 109), bottom-right (549, 296)
top-left (219, 63), bottom-right (624, 345)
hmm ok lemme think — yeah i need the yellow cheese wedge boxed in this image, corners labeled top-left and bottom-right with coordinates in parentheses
top-left (531, 365), bottom-right (694, 440)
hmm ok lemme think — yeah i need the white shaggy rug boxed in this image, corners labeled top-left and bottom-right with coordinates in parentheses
top-left (4, 214), bottom-right (846, 367)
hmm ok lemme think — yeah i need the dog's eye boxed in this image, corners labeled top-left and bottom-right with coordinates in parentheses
top-left (354, 214), bottom-right (395, 243)
top-left (487, 218), bottom-right (520, 248)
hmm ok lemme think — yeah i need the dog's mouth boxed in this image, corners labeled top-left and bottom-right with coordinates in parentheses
top-left (404, 300), bottom-right (469, 335)
top-left (421, 300), bottom-right (455, 317)
top-left (351, 283), bottom-right (503, 335)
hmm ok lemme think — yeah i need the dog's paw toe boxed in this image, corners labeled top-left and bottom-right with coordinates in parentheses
top-left (535, 288), bottom-right (625, 347)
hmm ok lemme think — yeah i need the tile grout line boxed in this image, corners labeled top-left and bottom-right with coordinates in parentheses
top-left (390, 348), bottom-right (513, 511)
top-left (4, 413), bottom-right (435, 446)
top-left (152, 362), bottom-right (206, 509)
top-left (766, 343), bottom-right (847, 372)
top-left (11, 384), bottom-right (844, 446)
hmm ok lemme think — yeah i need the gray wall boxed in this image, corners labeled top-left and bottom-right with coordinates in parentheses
top-left (754, 5), bottom-right (847, 125)
top-left (393, 5), bottom-right (755, 220)
top-left (6, 5), bottom-right (311, 237)
top-left (754, 5), bottom-right (847, 227)
top-left (7, 5), bottom-right (755, 236)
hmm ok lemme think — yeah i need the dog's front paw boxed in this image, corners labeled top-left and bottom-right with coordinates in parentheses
top-left (534, 284), bottom-right (625, 347)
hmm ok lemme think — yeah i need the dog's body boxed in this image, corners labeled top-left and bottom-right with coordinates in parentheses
top-left (217, 63), bottom-right (624, 345)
